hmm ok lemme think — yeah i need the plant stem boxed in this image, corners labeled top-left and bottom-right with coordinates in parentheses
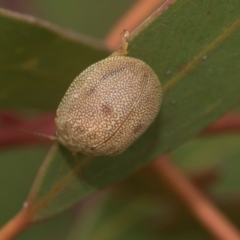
top-left (201, 112), bottom-right (240, 135)
top-left (105, 0), bottom-right (166, 50)
top-left (152, 155), bottom-right (240, 240)
top-left (0, 208), bottom-right (31, 240)
top-left (0, 111), bottom-right (55, 148)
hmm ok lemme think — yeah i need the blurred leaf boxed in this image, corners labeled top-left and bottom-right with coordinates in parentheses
top-left (25, 0), bottom-right (240, 220)
top-left (31, 0), bottom-right (136, 38)
top-left (171, 135), bottom-right (240, 173)
top-left (65, 189), bottom-right (211, 240)
top-left (0, 147), bottom-right (46, 226)
top-left (0, 8), bottom-right (108, 110)
top-left (0, 147), bottom-right (74, 240)
top-left (171, 134), bottom-right (240, 195)
top-left (171, 134), bottom-right (240, 231)
top-left (66, 138), bottom-right (240, 240)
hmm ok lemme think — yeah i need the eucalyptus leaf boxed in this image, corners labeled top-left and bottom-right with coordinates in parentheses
top-left (13, 0), bottom-right (240, 220)
top-left (0, 8), bottom-right (108, 110)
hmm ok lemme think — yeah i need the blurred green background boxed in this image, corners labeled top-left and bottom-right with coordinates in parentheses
top-left (0, 1), bottom-right (240, 239)
top-left (0, 0), bottom-right (135, 38)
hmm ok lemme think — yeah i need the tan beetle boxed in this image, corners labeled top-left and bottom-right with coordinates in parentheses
top-left (55, 30), bottom-right (162, 156)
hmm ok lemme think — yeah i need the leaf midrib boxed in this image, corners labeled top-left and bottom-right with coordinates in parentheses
top-left (162, 18), bottom-right (240, 93)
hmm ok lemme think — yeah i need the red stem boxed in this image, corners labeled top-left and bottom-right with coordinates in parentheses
top-left (0, 111), bottom-right (55, 148)
top-left (0, 209), bottom-right (31, 240)
top-left (201, 112), bottom-right (240, 135)
top-left (105, 0), bottom-right (166, 50)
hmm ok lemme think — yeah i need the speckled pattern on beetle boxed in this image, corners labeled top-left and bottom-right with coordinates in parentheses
top-left (55, 55), bottom-right (162, 156)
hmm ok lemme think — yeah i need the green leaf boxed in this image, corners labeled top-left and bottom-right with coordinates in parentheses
top-left (0, 8), bottom-right (108, 110)
top-left (171, 134), bottom-right (240, 195)
top-left (64, 139), bottom-right (240, 240)
top-left (65, 188), bottom-right (211, 240)
top-left (30, 0), bottom-right (135, 38)
top-left (128, 0), bottom-right (240, 155)
top-left (12, 0), bottom-right (240, 220)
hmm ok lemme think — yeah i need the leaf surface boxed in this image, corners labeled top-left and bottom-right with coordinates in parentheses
top-left (0, 8), bottom-right (108, 110)
top-left (3, 0), bottom-right (240, 220)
